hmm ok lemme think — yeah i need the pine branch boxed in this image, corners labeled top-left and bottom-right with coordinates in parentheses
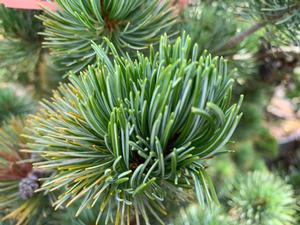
top-left (216, 1), bottom-right (300, 52)
top-left (215, 22), bottom-right (266, 52)
top-left (26, 33), bottom-right (243, 225)
top-left (39, 0), bottom-right (177, 73)
top-left (244, 1), bottom-right (300, 45)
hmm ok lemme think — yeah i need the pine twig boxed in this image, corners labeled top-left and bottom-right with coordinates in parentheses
top-left (215, 22), bottom-right (266, 53)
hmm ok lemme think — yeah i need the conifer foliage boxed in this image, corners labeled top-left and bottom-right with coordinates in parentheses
top-left (2, 0), bottom-right (300, 225)
top-left (27, 34), bottom-right (242, 224)
top-left (242, 0), bottom-right (300, 44)
top-left (0, 6), bottom-right (43, 81)
top-left (171, 205), bottom-right (232, 225)
top-left (39, 0), bottom-right (176, 73)
top-left (227, 172), bottom-right (298, 225)
top-left (0, 88), bottom-right (34, 124)
top-left (0, 117), bottom-right (56, 225)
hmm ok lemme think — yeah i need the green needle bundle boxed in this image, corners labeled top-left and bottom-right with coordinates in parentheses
top-left (27, 34), bottom-right (242, 224)
top-left (39, 0), bottom-right (176, 73)
top-left (227, 171), bottom-right (298, 225)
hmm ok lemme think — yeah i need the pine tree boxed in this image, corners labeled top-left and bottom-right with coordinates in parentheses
top-left (0, 0), bottom-right (300, 224)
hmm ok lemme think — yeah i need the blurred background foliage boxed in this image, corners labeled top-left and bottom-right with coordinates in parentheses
top-left (180, 0), bottom-right (300, 223)
top-left (0, 6), bottom-right (62, 96)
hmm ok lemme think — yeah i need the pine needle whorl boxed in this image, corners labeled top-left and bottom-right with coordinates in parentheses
top-left (27, 34), bottom-right (243, 224)
top-left (39, 0), bottom-right (176, 73)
